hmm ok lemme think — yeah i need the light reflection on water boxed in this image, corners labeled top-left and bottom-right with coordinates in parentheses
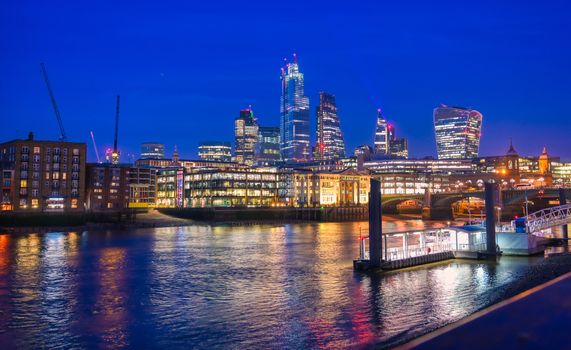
top-left (0, 220), bottom-right (546, 349)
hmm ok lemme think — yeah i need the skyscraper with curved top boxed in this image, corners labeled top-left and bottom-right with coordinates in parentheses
top-left (434, 105), bottom-right (483, 160)
top-left (280, 54), bottom-right (310, 163)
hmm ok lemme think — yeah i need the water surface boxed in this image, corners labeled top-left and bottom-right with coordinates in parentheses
top-left (0, 220), bottom-right (547, 348)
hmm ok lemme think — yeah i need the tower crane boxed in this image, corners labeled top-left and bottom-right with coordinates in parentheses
top-left (40, 63), bottom-right (67, 141)
top-left (90, 131), bottom-right (102, 163)
top-left (111, 95), bottom-right (120, 164)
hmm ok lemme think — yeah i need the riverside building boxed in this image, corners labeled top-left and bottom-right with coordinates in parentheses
top-left (0, 133), bottom-right (86, 212)
top-left (314, 92), bottom-right (346, 160)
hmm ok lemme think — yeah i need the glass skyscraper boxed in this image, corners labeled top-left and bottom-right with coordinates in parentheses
top-left (234, 108), bottom-right (259, 166)
top-left (374, 109), bottom-right (389, 155)
top-left (255, 126), bottom-right (281, 166)
top-left (434, 105), bottom-right (483, 159)
top-left (314, 92), bottom-right (346, 160)
top-left (280, 54), bottom-right (310, 163)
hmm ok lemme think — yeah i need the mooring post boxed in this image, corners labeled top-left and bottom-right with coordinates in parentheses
top-left (484, 182), bottom-right (498, 255)
top-left (559, 188), bottom-right (569, 241)
top-left (369, 179), bottom-right (382, 267)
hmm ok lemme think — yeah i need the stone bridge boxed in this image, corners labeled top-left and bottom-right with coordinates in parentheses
top-left (381, 188), bottom-right (571, 220)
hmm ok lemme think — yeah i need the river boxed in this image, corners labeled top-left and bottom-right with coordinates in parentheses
top-left (0, 219), bottom-right (555, 349)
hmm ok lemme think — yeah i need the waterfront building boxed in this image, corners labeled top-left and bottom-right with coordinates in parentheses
top-left (314, 92), bottom-right (346, 160)
top-left (156, 167), bottom-right (185, 208)
top-left (198, 141), bottom-right (232, 162)
top-left (374, 109), bottom-right (389, 155)
top-left (553, 162), bottom-right (571, 187)
top-left (135, 158), bottom-right (241, 172)
top-left (280, 54), bottom-right (310, 163)
top-left (140, 142), bottom-right (165, 159)
top-left (235, 108), bottom-right (259, 166)
top-left (86, 163), bottom-right (130, 210)
top-left (364, 158), bottom-right (474, 174)
top-left (389, 138), bottom-right (409, 159)
top-left (255, 126), bottom-right (281, 166)
top-left (373, 173), bottom-right (449, 195)
top-left (185, 167), bottom-right (281, 207)
top-left (434, 105), bottom-right (483, 159)
top-left (0, 133), bottom-right (86, 212)
top-left (293, 169), bottom-right (370, 207)
top-left (128, 166), bottom-right (157, 208)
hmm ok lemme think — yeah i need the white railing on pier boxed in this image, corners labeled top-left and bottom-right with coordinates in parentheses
top-left (359, 227), bottom-right (487, 262)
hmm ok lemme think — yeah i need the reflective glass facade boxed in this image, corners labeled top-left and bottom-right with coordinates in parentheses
top-left (255, 126), bottom-right (281, 166)
top-left (280, 56), bottom-right (310, 163)
top-left (434, 105), bottom-right (483, 159)
top-left (374, 109), bottom-right (389, 155)
top-left (314, 92), bottom-right (346, 160)
top-left (234, 108), bottom-right (259, 166)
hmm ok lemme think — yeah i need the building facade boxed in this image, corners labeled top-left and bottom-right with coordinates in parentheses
top-left (374, 109), bottom-right (389, 155)
top-left (140, 142), bottom-right (165, 159)
top-left (434, 105), bottom-right (483, 159)
top-left (0, 134), bottom-right (86, 212)
top-left (234, 108), bottom-right (259, 166)
top-left (186, 167), bottom-right (280, 207)
top-left (86, 163), bottom-right (130, 210)
top-left (198, 141), bottom-right (232, 162)
top-left (255, 126), bottom-right (281, 166)
top-left (293, 169), bottom-right (370, 207)
top-left (280, 54), bottom-right (310, 163)
top-left (128, 166), bottom-right (157, 208)
top-left (156, 168), bottom-right (185, 208)
top-left (314, 92), bottom-right (346, 160)
top-left (389, 138), bottom-right (409, 159)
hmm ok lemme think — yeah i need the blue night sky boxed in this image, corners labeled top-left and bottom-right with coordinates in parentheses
top-left (1, 0), bottom-right (570, 162)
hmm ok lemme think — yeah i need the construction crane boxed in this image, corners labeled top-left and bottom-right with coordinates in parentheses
top-left (40, 63), bottom-right (67, 141)
top-left (90, 131), bottom-right (101, 163)
top-left (111, 95), bottom-right (120, 164)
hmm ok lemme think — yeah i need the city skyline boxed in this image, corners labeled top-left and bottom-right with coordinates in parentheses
top-left (2, 1), bottom-right (571, 161)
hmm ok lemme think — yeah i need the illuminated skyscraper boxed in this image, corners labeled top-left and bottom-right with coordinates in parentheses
top-left (374, 109), bottom-right (389, 155)
top-left (314, 92), bottom-right (346, 160)
top-left (255, 126), bottom-right (281, 166)
top-left (434, 105), bottom-right (483, 159)
top-left (234, 107), bottom-right (259, 166)
top-left (280, 54), bottom-right (310, 163)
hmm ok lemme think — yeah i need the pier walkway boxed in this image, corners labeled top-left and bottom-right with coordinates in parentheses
top-left (399, 271), bottom-right (571, 350)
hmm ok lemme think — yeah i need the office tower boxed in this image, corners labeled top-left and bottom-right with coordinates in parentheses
top-left (390, 138), bottom-right (409, 159)
top-left (280, 54), bottom-right (310, 163)
top-left (255, 126), bottom-right (281, 166)
top-left (374, 108), bottom-right (389, 155)
top-left (235, 107), bottom-right (259, 166)
top-left (198, 142), bottom-right (232, 162)
top-left (434, 105), bottom-right (483, 159)
top-left (140, 142), bottom-right (165, 159)
top-left (0, 132), bottom-right (86, 212)
top-left (314, 92), bottom-right (346, 160)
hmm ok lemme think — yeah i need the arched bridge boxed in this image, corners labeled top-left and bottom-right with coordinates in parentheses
top-left (526, 204), bottom-right (571, 233)
top-left (382, 188), bottom-right (571, 220)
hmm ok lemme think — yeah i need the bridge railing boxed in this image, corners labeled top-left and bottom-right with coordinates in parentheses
top-left (526, 204), bottom-right (571, 233)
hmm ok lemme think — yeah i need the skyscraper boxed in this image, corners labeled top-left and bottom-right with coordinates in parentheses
top-left (234, 107), bottom-right (259, 166)
top-left (255, 126), bottom-right (281, 166)
top-left (374, 109), bottom-right (389, 155)
top-left (434, 105), bottom-right (483, 159)
top-left (314, 92), bottom-right (346, 160)
top-left (280, 54), bottom-right (310, 163)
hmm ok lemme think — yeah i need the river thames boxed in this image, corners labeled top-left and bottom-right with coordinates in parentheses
top-left (0, 219), bottom-right (555, 349)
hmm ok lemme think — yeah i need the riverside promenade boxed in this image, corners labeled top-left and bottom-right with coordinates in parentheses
top-left (400, 270), bottom-right (571, 349)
